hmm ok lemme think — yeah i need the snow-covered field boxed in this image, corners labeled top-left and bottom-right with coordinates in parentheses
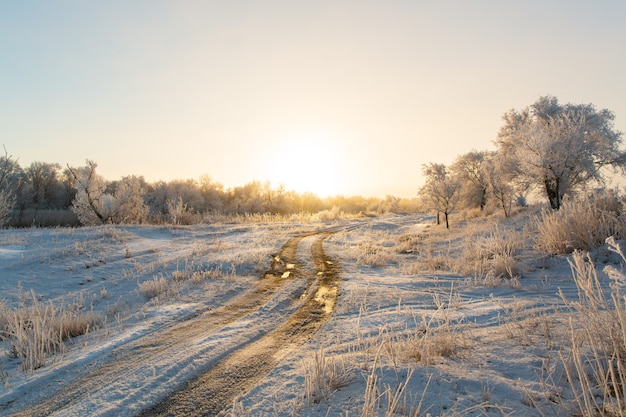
top-left (0, 211), bottom-right (621, 416)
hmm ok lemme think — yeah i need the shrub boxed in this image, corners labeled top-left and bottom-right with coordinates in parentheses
top-left (535, 194), bottom-right (625, 255)
top-left (316, 206), bottom-right (342, 221)
top-left (166, 196), bottom-right (202, 225)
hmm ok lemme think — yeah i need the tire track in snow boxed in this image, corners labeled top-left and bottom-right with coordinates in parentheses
top-left (6, 231), bottom-right (340, 417)
top-left (139, 231), bottom-right (340, 417)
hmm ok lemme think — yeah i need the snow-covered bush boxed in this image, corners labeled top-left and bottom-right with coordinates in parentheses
top-left (535, 194), bottom-right (624, 254)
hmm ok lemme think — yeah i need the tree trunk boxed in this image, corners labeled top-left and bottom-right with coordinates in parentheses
top-left (444, 211), bottom-right (450, 229)
top-left (500, 197), bottom-right (509, 217)
top-left (544, 178), bottom-right (561, 210)
top-left (479, 187), bottom-right (487, 211)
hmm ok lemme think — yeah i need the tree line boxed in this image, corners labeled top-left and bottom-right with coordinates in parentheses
top-left (2, 96), bottom-right (623, 228)
top-left (419, 95), bottom-right (625, 228)
top-left (0, 152), bottom-right (412, 227)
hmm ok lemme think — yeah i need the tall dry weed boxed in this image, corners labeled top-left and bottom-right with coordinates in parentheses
top-left (554, 237), bottom-right (626, 416)
top-left (302, 348), bottom-right (354, 405)
top-left (1, 290), bottom-right (100, 371)
top-left (361, 344), bottom-right (431, 417)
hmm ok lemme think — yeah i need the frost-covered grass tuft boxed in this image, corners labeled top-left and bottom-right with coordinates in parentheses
top-left (0, 290), bottom-right (100, 371)
top-left (551, 237), bottom-right (626, 416)
top-left (457, 224), bottom-right (523, 281)
top-left (302, 348), bottom-right (354, 405)
top-left (138, 275), bottom-right (177, 300)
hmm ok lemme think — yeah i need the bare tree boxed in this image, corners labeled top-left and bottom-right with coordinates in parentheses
top-left (418, 163), bottom-right (462, 229)
top-left (24, 161), bottom-right (67, 220)
top-left (496, 96), bottom-right (625, 209)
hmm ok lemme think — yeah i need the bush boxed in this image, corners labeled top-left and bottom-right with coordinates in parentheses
top-left (316, 206), bottom-right (342, 221)
top-left (535, 194), bottom-right (625, 255)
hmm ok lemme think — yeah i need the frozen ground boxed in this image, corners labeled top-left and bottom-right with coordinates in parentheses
top-left (0, 211), bottom-right (620, 416)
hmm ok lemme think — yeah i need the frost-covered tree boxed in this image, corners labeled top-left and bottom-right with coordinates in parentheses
top-left (69, 162), bottom-right (151, 225)
top-left (261, 182), bottom-right (294, 214)
top-left (109, 175), bottom-right (149, 224)
top-left (198, 175), bottom-right (224, 213)
top-left (418, 163), bottom-right (462, 229)
top-left (225, 181), bottom-right (264, 214)
top-left (376, 195), bottom-right (401, 214)
top-left (0, 146), bottom-right (19, 227)
top-left (451, 150), bottom-right (490, 210)
top-left (496, 96), bottom-right (625, 209)
top-left (67, 160), bottom-right (111, 225)
top-left (484, 151), bottom-right (518, 217)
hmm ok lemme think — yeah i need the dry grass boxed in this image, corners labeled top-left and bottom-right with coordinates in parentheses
top-left (302, 348), bottom-right (355, 405)
top-left (0, 290), bottom-right (100, 371)
top-left (549, 237), bottom-right (626, 416)
top-left (360, 345), bottom-right (430, 417)
top-left (171, 260), bottom-right (233, 284)
top-left (457, 224), bottom-right (523, 280)
top-left (535, 196), bottom-right (625, 255)
top-left (138, 275), bottom-right (178, 300)
top-left (203, 209), bottom-right (361, 225)
top-left (356, 241), bottom-right (396, 267)
top-left (397, 292), bottom-right (468, 366)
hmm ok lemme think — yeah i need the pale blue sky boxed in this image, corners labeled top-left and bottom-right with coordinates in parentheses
top-left (1, 1), bottom-right (624, 197)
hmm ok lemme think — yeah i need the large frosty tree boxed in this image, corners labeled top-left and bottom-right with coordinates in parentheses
top-left (495, 96), bottom-right (625, 209)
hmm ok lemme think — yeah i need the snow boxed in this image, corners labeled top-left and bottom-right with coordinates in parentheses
top-left (0, 212), bottom-right (619, 416)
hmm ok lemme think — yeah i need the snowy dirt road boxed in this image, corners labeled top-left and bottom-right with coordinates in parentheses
top-left (8, 230), bottom-right (341, 417)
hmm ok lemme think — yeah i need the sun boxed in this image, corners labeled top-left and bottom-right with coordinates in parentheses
top-left (265, 131), bottom-right (344, 197)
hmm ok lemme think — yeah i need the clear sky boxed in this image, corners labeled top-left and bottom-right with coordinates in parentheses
top-left (1, 1), bottom-right (625, 198)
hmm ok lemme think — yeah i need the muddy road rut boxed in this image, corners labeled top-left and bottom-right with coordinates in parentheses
top-left (8, 230), bottom-right (340, 417)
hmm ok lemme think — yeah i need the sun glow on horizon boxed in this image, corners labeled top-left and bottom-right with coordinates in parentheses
top-left (264, 130), bottom-right (348, 198)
